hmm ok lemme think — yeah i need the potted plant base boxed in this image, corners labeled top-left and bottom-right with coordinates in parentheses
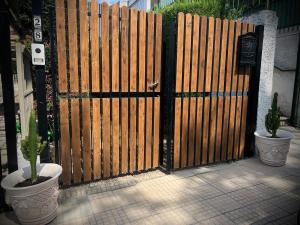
top-left (255, 93), bottom-right (293, 167)
top-left (1, 110), bottom-right (62, 225)
top-left (1, 164), bottom-right (62, 225)
top-left (255, 129), bottom-right (293, 166)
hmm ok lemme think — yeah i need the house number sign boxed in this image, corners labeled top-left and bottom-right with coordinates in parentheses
top-left (239, 32), bottom-right (257, 66)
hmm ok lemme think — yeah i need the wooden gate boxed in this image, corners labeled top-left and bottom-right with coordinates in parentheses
top-left (55, 1), bottom-right (162, 185)
top-left (172, 13), bottom-right (255, 169)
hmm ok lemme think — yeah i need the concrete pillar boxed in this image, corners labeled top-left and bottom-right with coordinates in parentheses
top-left (242, 10), bottom-right (278, 132)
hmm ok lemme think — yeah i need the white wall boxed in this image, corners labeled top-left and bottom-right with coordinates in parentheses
top-left (272, 27), bottom-right (299, 118)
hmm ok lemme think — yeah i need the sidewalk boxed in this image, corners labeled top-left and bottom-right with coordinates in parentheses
top-left (1, 127), bottom-right (299, 225)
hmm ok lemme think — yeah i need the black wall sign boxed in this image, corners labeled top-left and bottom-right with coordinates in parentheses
top-left (239, 32), bottom-right (257, 66)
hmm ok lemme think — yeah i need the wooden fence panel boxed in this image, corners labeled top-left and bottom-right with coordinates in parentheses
top-left (173, 13), bottom-right (254, 169)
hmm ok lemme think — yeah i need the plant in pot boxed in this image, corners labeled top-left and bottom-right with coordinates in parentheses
top-left (254, 93), bottom-right (293, 166)
top-left (1, 110), bottom-right (62, 225)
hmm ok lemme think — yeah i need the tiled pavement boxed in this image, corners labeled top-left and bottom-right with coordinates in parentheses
top-left (0, 127), bottom-right (299, 225)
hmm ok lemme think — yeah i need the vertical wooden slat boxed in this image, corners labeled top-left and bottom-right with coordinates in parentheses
top-left (121, 7), bottom-right (129, 92)
top-left (55, 0), bottom-right (67, 92)
top-left (121, 99), bottom-right (129, 174)
top-left (208, 18), bottom-right (221, 163)
top-left (222, 20), bottom-right (235, 161)
top-left (240, 23), bottom-right (254, 158)
top-left (198, 16), bottom-right (207, 92)
top-left (145, 12), bottom-right (154, 169)
top-left (173, 12), bottom-right (184, 169)
top-left (121, 7), bottom-right (128, 173)
top-left (71, 99), bottom-right (81, 183)
top-left (153, 97), bottom-right (160, 167)
top-left (202, 17), bottom-right (214, 165)
top-left (195, 98), bottom-right (203, 166)
top-left (216, 19), bottom-right (228, 162)
top-left (112, 4), bottom-right (119, 92)
top-left (138, 98), bottom-right (145, 170)
top-left (154, 14), bottom-right (162, 92)
top-left (68, 0), bottom-right (78, 92)
top-left (101, 3), bottom-right (110, 92)
top-left (92, 99), bottom-right (101, 179)
top-left (228, 21), bottom-right (241, 160)
top-left (111, 4), bottom-right (120, 176)
top-left (112, 99), bottom-right (119, 176)
top-left (181, 14), bottom-right (192, 167)
top-left (138, 10), bottom-right (146, 171)
top-left (129, 9), bottom-right (138, 172)
top-left (145, 98), bottom-right (152, 169)
top-left (79, 0), bottom-right (89, 92)
top-left (60, 99), bottom-right (71, 185)
top-left (82, 99), bottom-right (91, 182)
top-left (188, 15), bottom-right (199, 166)
top-left (130, 99), bottom-right (137, 172)
top-left (102, 99), bottom-right (110, 177)
top-left (188, 98), bottom-right (196, 166)
top-left (130, 9), bottom-right (138, 92)
top-left (175, 13), bottom-right (184, 92)
top-left (91, 0), bottom-right (100, 92)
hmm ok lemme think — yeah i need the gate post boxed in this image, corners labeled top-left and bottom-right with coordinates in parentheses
top-left (245, 25), bottom-right (264, 156)
top-left (49, 7), bottom-right (60, 164)
top-left (164, 21), bottom-right (176, 171)
top-left (32, 0), bottom-right (49, 162)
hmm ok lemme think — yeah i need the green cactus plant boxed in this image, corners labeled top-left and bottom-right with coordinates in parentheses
top-left (21, 110), bottom-right (47, 184)
top-left (265, 92), bottom-right (281, 138)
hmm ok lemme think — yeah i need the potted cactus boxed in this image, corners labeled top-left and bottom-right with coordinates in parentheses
top-left (254, 93), bottom-right (293, 166)
top-left (1, 110), bottom-right (62, 225)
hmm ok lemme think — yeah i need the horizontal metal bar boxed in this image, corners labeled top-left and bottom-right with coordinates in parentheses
top-left (174, 91), bottom-right (249, 97)
top-left (58, 92), bottom-right (161, 98)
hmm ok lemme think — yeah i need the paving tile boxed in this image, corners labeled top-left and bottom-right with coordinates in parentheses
top-left (94, 208), bottom-right (130, 225)
top-left (182, 199), bottom-right (222, 221)
top-left (132, 208), bottom-right (196, 225)
top-left (264, 192), bottom-right (300, 214)
top-left (205, 194), bottom-right (242, 213)
top-left (89, 191), bottom-right (124, 213)
top-left (227, 205), bottom-right (264, 225)
top-left (122, 202), bottom-right (156, 222)
top-left (265, 213), bottom-right (298, 225)
top-left (197, 214), bottom-right (236, 225)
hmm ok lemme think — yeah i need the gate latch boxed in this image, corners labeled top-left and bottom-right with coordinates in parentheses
top-left (148, 81), bottom-right (159, 90)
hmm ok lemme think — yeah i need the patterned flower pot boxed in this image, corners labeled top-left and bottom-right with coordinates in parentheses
top-left (1, 163), bottom-right (62, 225)
top-left (254, 130), bottom-right (293, 166)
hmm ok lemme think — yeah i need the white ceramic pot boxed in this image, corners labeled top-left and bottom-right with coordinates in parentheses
top-left (254, 129), bottom-right (293, 166)
top-left (1, 163), bottom-right (62, 225)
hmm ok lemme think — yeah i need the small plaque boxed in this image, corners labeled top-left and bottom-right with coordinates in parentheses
top-left (239, 32), bottom-right (257, 66)
top-left (33, 15), bottom-right (42, 29)
top-left (31, 43), bottom-right (45, 65)
top-left (34, 29), bottom-right (43, 42)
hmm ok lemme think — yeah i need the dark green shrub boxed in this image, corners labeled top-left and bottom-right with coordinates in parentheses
top-left (155, 0), bottom-right (246, 26)
top-left (265, 92), bottom-right (281, 138)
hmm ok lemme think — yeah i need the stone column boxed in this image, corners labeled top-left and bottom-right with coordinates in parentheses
top-left (242, 10), bottom-right (278, 132)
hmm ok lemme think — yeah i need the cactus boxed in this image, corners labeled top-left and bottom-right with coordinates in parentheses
top-left (21, 110), bottom-right (47, 184)
top-left (265, 92), bottom-right (281, 138)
